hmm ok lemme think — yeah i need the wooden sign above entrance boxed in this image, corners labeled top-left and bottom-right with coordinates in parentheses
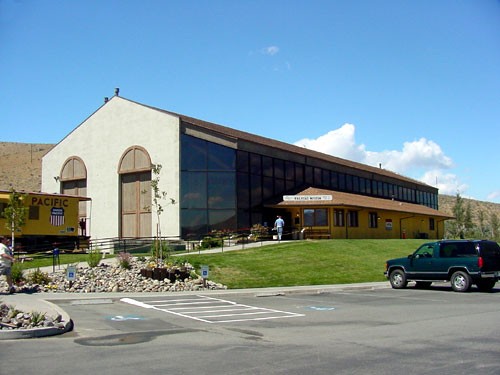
top-left (283, 195), bottom-right (333, 201)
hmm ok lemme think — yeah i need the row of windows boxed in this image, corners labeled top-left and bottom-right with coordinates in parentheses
top-left (237, 150), bottom-right (437, 209)
top-left (180, 134), bottom-right (438, 210)
top-left (304, 208), bottom-right (360, 227)
top-left (180, 134), bottom-right (439, 237)
top-left (304, 208), bottom-right (435, 230)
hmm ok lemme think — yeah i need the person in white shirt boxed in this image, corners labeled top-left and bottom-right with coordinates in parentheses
top-left (0, 236), bottom-right (15, 294)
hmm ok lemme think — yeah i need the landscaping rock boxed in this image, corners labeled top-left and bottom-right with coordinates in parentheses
top-left (1, 258), bottom-right (227, 295)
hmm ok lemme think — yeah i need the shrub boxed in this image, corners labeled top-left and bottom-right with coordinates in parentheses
top-left (28, 268), bottom-right (52, 285)
top-left (87, 248), bottom-right (101, 268)
top-left (199, 236), bottom-right (223, 249)
top-left (30, 311), bottom-right (46, 326)
top-left (117, 252), bottom-right (132, 269)
top-left (11, 263), bottom-right (25, 285)
top-left (250, 223), bottom-right (270, 241)
top-left (150, 240), bottom-right (172, 263)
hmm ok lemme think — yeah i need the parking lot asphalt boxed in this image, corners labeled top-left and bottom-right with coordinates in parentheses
top-left (0, 281), bottom-right (389, 339)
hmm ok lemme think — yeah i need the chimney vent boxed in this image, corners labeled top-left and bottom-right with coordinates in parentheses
top-left (104, 97), bottom-right (109, 103)
top-left (115, 87), bottom-right (120, 96)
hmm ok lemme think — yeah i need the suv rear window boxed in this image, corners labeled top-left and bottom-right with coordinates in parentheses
top-left (478, 242), bottom-right (500, 257)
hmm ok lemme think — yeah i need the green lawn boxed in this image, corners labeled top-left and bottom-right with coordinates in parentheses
top-left (15, 252), bottom-right (93, 270)
top-left (17, 239), bottom-right (428, 288)
top-left (180, 239), bottom-right (428, 288)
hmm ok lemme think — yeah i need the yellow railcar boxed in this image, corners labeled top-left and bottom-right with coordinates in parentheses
top-left (0, 190), bottom-right (90, 252)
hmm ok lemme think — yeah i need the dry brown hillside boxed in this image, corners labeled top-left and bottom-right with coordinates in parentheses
top-left (438, 194), bottom-right (500, 223)
top-left (0, 142), bottom-right (54, 192)
top-left (1, 142), bottom-right (499, 225)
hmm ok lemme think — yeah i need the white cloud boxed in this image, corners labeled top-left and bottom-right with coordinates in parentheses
top-left (294, 124), bottom-right (367, 161)
top-left (293, 123), bottom-right (463, 196)
top-left (487, 191), bottom-right (500, 201)
top-left (420, 169), bottom-right (468, 196)
top-left (365, 138), bottom-right (453, 174)
top-left (262, 46), bottom-right (279, 56)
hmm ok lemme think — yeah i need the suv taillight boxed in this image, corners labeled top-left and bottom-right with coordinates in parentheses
top-left (478, 256), bottom-right (484, 269)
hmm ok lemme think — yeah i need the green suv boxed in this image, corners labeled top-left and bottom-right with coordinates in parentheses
top-left (384, 240), bottom-right (500, 292)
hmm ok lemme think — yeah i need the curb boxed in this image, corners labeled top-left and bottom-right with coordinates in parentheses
top-left (0, 298), bottom-right (73, 340)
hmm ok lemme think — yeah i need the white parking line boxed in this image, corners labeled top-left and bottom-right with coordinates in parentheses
top-left (121, 295), bottom-right (305, 323)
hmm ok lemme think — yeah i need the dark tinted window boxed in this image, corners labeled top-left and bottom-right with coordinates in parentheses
top-left (208, 172), bottom-right (236, 209)
top-left (181, 209), bottom-right (208, 238)
top-left (274, 178), bottom-right (285, 196)
top-left (322, 170), bottom-right (330, 188)
top-left (456, 242), bottom-right (477, 256)
top-left (208, 209), bottom-right (236, 231)
top-left (285, 161), bottom-right (295, 181)
top-left (208, 142), bottom-right (236, 170)
top-left (237, 151), bottom-right (249, 173)
top-left (274, 159), bottom-right (285, 179)
top-left (338, 173), bottom-right (346, 191)
top-left (305, 166), bottom-right (314, 185)
top-left (479, 241), bottom-right (500, 257)
top-left (237, 173), bottom-right (250, 209)
top-left (250, 153), bottom-right (261, 175)
top-left (262, 156), bottom-right (273, 177)
top-left (295, 164), bottom-right (304, 185)
top-left (180, 172), bottom-right (207, 209)
top-left (263, 176), bottom-right (274, 200)
top-left (441, 242), bottom-right (476, 257)
top-left (181, 135), bottom-right (206, 170)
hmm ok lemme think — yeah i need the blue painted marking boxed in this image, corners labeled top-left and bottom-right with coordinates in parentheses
top-left (306, 306), bottom-right (336, 311)
top-left (108, 315), bottom-right (146, 321)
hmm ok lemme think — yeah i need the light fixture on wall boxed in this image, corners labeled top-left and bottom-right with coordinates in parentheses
top-left (54, 176), bottom-right (60, 182)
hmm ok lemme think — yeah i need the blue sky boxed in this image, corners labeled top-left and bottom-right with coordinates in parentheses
top-left (1, 0), bottom-right (499, 203)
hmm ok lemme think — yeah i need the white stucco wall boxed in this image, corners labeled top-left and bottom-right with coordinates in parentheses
top-left (42, 96), bottom-right (180, 240)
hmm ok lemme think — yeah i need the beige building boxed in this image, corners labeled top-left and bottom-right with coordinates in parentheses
top-left (42, 93), bottom-right (452, 242)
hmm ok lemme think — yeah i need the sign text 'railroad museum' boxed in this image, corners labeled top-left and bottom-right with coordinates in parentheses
top-left (283, 195), bottom-right (333, 202)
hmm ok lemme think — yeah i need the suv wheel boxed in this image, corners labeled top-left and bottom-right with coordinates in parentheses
top-left (389, 269), bottom-right (408, 289)
top-left (476, 279), bottom-right (496, 292)
top-left (450, 271), bottom-right (472, 292)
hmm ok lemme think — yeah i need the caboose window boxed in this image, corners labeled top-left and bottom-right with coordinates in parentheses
top-left (29, 206), bottom-right (39, 220)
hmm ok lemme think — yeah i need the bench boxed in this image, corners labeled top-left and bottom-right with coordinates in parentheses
top-left (305, 228), bottom-right (331, 239)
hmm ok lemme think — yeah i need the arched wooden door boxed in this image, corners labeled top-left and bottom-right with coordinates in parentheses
top-left (119, 146), bottom-right (152, 238)
top-left (60, 156), bottom-right (88, 235)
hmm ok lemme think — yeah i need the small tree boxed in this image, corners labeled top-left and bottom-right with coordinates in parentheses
top-left (144, 164), bottom-right (176, 266)
top-left (2, 188), bottom-right (28, 250)
top-left (490, 212), bottom-right (499, 242)
top-left (448, 192), bottom-right (468, 239)
top-left (477, 209), bottom-right (486, 239)
top-left (463, 201), bottom-right (474, 238)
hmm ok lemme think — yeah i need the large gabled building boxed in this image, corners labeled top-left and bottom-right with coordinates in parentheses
top-left (41, 93), bottom-right (452, 241)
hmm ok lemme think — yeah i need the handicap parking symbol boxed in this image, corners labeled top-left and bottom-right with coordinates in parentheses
top-left (306, 306), bottom-right (336, 311)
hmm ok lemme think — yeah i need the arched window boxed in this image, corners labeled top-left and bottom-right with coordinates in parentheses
top-left (60, 157), bottom-right (88, 234)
